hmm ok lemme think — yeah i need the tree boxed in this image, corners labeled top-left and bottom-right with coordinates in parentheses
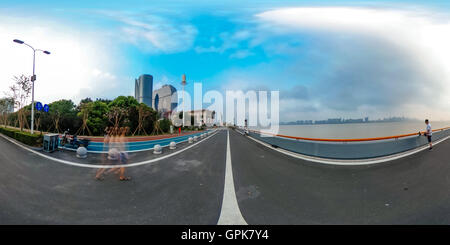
top-left (8, 75), bottom-right (32, 131)
top-left (0, 98), bottom-right (13, 127)
top-left (159, 118), bottom-right (172, 133)
top-left (108, 96), bottom-right (139, 108)
top-left (106, 106), bottom-right (128, 129)
top-left (106, 96), bottom-right (139, 131)
top-left (133, 103), bottom-right (152, 136)
top-left (48, 100), bottom-right (77, 133)
top-left (85, 100), bottom-right (108, 136)
top-left (152, 119), bottom-right (164, 135)
top-left (76, 102), bottom-right (93, 136)
top-left (34, 110), bottom-right (42, 133)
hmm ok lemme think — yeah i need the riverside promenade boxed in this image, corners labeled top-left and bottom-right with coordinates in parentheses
top-left (0, 128), bottom-right (449, 224)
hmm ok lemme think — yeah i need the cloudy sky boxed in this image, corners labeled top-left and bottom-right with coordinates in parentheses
top-left (1, 0), bottom-right (450, 122)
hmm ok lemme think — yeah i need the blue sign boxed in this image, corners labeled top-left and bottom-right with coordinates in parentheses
top-left (43, 104), bottom-right (49, 113)
top-left (35, 102), bottom-right (43, 111)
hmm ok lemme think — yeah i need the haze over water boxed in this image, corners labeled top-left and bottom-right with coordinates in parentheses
top-left (260, 121), bottom-right (450, 139)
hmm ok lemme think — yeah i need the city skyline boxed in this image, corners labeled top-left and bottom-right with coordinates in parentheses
top-left (280, 116), bottom-right (431, 125)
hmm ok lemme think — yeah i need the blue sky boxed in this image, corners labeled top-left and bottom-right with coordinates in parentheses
top-left (1, 0), bottom-right (450, 122)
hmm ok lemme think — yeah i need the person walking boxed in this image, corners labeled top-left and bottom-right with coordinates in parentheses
top-left (118, 127), bottom-right (131, 181)
top-left (95, 127), bottom-right (111, 180)
top-left (424, 119), bottom-right (433, 150)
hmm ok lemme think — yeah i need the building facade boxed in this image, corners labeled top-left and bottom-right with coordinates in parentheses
top-left (152, 85), bottom-right (178, 118)
top-left (0, 98), bottom-right (14, 113)
top-left (134, 74), bottom-right (153, 107)
top-left (171, 109), bottom-right (216, 126)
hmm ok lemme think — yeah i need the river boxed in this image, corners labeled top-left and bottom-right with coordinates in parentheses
top-left (253, 121), bottom-right (450, 139)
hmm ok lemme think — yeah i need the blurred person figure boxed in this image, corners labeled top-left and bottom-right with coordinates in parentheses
top-left (118, 127), bottom-right (131, 181)
top-left (95, 126), bottom-right (111, 180)
top-left (106, 127), bottom-right (131, 181)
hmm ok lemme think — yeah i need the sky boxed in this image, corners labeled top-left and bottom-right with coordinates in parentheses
top-left (1, 0), bottom-right (450, 122)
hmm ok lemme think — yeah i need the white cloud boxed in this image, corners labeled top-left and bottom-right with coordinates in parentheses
top-left (0, 14), bottom-right (121, 105)
top-left (229, 49), bottom-right (254, 59)
top-left (111, 14), bottom-right (198, 53)
top-left (254, 7), bottom-right (450, 120)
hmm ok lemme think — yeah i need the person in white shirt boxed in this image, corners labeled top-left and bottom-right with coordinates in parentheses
top-left (424, 119), bottom-right (432, 150)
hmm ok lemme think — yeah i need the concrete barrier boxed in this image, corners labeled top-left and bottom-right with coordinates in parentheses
top-left (153, 144), bottom-right (162, 154)
top-left (76, 146), bottom-right (88, 158)
top-left (248, 127), bottom-right (450, 160)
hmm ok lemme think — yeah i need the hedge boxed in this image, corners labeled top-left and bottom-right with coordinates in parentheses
top-left (0, 127), bottom-right (43, 146)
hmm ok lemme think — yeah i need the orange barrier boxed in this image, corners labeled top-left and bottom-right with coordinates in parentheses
top-left (249, 126), bottom-right (450, 142)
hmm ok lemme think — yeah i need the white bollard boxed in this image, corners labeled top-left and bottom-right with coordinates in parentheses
top-left (76, 146), bottom-right (88, 158)
top-left (154, 144), bottom-right (162, 154)
top-left (194, 136), bottom-right (198, 141)
top-left (188, 137), bottom-right (193, 143)
top-left (169, 141), bottom-right (176, 150)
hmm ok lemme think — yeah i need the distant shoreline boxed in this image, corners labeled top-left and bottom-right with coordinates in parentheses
top-left (280, 118), bottom-right (424, 126)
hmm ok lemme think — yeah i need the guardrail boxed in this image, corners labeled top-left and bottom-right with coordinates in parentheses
top-left (246, 127), bottom-right (450, 159)
top-left (60, 130), bottom-right (210, 153)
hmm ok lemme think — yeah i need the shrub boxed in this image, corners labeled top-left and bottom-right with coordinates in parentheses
top-left (0, 127), bottom-right (42, 146)
top-left (159, 118), bottom-right (172, 133)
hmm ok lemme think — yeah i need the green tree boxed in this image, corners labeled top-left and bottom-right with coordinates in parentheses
top-left (108, 96), bottom-right (139, 108)
top-left (48, 100), bottom-right (78, 133)
top-left (106, 96), bottom-right (139, 131)
top-left (132, 103), bottom-right (153, 135)
top-left (85, 101), bottom-right (109, 136)
top-left (159, 118), bottom-right (172, 133)
top-left (0, 98), bottom-right (13, 127)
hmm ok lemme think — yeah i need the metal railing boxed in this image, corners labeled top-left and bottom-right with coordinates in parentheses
top-left (246, 127), bottom-right (450, 159)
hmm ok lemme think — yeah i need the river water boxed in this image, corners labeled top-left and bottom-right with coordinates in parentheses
top-left (254, 121), bottom-right (450, 139)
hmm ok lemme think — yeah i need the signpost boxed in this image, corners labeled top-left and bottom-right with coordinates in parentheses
top-left (35, 102), bottom-right (43, 111)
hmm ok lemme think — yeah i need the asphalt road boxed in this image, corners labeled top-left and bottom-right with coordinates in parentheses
top-left (229, 129), bottom-right (450, 224)
top-left (1, 128), bottom-right (449, 224)
top-left (0, 130), bottom-right (227, 224)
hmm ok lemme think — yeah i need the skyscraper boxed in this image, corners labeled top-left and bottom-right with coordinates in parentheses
top-left (134, 74), bottom-right (153, 107)
top-left (153, 85), bottom-right (178, 118)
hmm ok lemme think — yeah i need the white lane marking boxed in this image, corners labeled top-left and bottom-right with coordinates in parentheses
top-left (245, 131), bottom-right (450, 166)
top-left (0, 130), bottom-right (220, 169)
top-left (217, 129), bottom-right (248, 225)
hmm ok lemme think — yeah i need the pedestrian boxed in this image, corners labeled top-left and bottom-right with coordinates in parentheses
top-left (117, 127), bottom-right (131, 181)
top-left (424, 119), bottom-right (433, 150)
top-left (95, 126), bottom-right (111, 180)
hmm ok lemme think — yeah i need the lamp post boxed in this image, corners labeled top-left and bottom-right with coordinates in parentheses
top-left (13, 39), bottom-right (50, 134)
top-left (181, 74), bottom-right (187, 127)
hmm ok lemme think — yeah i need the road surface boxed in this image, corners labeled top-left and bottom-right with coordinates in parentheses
top-left (0, 128), bottom-right (449, 224)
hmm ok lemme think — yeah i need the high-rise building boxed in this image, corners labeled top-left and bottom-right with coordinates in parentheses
top-left (134, 74), bottom-right (153, 107)
top-left (153, 85), bottom-right (178, 118)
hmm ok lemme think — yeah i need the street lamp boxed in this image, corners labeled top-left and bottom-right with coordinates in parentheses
top-left (181, 74), bottom-right (187, 127)
top-left (13, 39), bottom-right (51, 134)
